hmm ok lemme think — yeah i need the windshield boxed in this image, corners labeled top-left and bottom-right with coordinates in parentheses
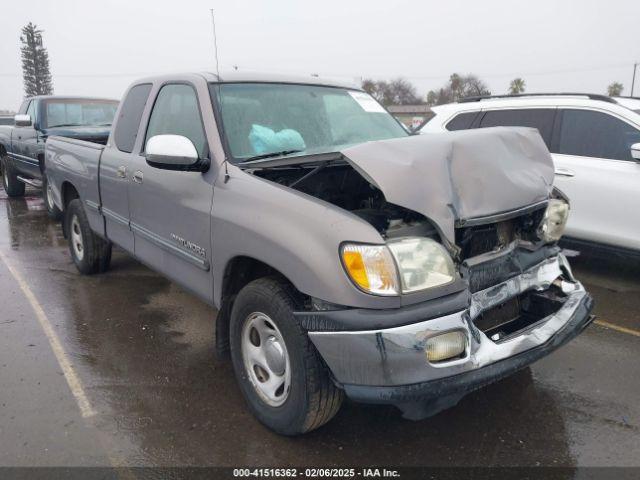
top-left (44, 99), bottom-right (119, 128)
top-left (211, 83), bottom-right (407, 161)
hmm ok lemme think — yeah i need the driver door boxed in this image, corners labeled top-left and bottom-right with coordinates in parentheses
top-left (128, 83), bottom-right (214, 302)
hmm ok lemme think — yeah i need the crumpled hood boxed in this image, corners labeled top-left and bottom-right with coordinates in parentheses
top-left (341, 127), bottom-right (555, 247)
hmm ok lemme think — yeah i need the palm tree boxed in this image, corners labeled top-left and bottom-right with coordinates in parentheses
top-left (607, 82), bottom-right (624, 96)
top-left (508, 78), bottom-right (526, 95)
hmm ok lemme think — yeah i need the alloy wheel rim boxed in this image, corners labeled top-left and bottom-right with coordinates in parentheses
top-left (70, 215), bottom-right (84, 261)
top-left (241, 312), bottom-right (291, 407)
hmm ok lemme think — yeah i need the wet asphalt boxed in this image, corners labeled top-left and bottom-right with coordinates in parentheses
top-left (0, 187), bottom-right (638, 469)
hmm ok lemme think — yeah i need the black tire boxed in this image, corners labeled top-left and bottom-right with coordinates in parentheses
top-left (65, 198), bottom-right (112, 275)
top-left (230, 277), bottom-right (343, 435)
top-left (42, 174), bottom-right (62, 220)
top-left (1, 155), bottom-right (26, 197)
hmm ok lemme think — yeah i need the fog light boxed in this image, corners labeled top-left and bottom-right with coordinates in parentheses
top-left (425, 331), bottom-right (467, 363)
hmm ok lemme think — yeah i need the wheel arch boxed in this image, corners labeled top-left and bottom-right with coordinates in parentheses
top-left (215, 255), bottom-right (305, 358)
top-left (61, 181), bottom-right (80, 210)
top-left (60, 181), bottom-right (80, 238)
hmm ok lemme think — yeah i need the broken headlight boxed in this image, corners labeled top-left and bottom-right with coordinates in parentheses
top-left (539, 199), bottom-right (570, 243)
top-left (387, 237), bottom-right (456, 293)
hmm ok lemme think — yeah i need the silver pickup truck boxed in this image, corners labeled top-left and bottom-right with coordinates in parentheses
top-left (45, 72), bottom-right (594, 435)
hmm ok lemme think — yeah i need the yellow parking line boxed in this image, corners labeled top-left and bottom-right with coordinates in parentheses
top-left (0, 250), bottom-right (97, 418)
top-left (594, 320), bottom-right (640, 338)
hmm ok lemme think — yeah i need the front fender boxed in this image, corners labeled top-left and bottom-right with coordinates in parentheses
top-left (211, 166), bottom-right (403, 309)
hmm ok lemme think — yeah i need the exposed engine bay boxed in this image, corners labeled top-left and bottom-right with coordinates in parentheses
top-left (252, 163), bottom-right (439, 240)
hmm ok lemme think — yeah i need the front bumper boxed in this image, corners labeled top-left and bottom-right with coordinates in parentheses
top-left (306, 254), bottom-right (594, 418)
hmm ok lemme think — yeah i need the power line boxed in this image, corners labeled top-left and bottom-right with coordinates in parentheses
top-left (0, 60), bottom-right (633, 82)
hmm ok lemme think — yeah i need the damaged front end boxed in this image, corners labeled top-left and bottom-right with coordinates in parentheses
top-left (241, 127), bottom-right (593, 419)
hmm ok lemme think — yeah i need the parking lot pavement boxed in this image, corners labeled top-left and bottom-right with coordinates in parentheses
top-left (0, 188), bottom-right (638, 468)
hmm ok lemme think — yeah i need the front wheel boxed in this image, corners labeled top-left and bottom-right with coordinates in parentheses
top-left (230, 277), bottom-right (343, 435)
top-left (43, 175), bottom-right (62, 220)
top-left (65, 199), bottom-right (112, 274)
top-left (1, 155), bottom-right (26, 197)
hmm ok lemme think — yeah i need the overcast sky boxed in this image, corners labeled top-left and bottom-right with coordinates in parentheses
top-left (1, 0), bottom-right (638, 110)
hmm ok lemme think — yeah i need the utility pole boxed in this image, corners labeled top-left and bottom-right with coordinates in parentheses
top-left (210, 9), bottom-right (220, 78)
top-left (632, 62), bottom-right (638, 97)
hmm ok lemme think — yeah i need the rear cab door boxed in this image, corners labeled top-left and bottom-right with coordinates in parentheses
top-left (550, 107), bottom-right (640, 250)
top-left (127, 80), bottom-right (215, 303)
top-left (99, 83), bottom-right (153, 253)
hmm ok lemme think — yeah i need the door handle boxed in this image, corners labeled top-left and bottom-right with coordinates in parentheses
top-left (554, 168), bottom-right (575, 177)
top-left (132, 170), bottom-right (144, 184)
top-left (116, 166), bottom-right (127, 178)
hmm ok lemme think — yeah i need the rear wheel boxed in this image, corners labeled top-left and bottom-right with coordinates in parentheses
top-left (1, 155), bottom-right (26, 197)
top-left (43, 175), bottom-right (62, 220)
top-left (230, 277), bottom-right (343, 435)
top-left (65, 199), bottom-right (112, 274)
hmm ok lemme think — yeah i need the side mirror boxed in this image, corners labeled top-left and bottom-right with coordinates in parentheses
top-left (631, 143), bottom-right (640, 162)
top-left (145, 135), bottom-right (209, 172)
top-left (14, 114), bottom-right (32, 127)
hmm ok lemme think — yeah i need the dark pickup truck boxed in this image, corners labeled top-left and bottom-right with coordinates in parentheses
top-left (0, 96), bottom-right (118, 217)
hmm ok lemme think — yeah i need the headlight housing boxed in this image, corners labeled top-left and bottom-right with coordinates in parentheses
top-left (539, 199), bottom-right (570, 243)
top-left (341, 238), bottom-right (456, 296)
top-left (341, 244), bottom-right (399, 296)
top-left (387, 237), bottom-right (456, 293)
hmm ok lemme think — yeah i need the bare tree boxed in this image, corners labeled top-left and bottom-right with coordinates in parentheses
top-left (20, 22), bottom-right (53, 97)
top-left (386, 78), bottom-right (421, 105)
top-left (607, 82), bottom-right (624, 96)
top-left (425, 73), bottom-right (491, 105)
top-left (509, 78), bottom-right (526, 95)
top-left (361, 78), bottom-right (421, 105)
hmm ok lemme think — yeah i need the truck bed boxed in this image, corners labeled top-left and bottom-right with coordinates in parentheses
top-left (45, 136), bottom-right (106, 236)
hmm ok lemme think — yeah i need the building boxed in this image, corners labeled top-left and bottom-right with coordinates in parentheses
top-left (386, 105), bottom-right (434, 130)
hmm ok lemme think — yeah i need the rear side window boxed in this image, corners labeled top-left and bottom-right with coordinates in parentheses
top-left (558, 109), bottom-right (640, 161)
top-left (145, 84), bottom-right (207, 157)
top-left (114, 84), bottom-right (152, 153)
top-left (446, 111), bottom-right (479, 131)
top-left (478, 108), bottom-right (555, 148)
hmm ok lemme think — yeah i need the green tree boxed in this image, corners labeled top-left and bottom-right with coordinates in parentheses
top-left (20, 22), bottom-right (53, 97)
top-left (509, 77), bottom-right (526, 95)
top-left (607, 82), bottom-right (623, 96)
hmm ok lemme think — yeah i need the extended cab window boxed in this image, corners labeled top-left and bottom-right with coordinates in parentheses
top-left (114, 84), bottom-right (152, 153)
top-left (446, 111), bottom-right (479, 131)
top-left (558, 109), bottom-right (640, 161)
top-left (212, 83), bottom-right (407, 161)
top-left (477, 108), bottom-right (555, 148)
top-left (146, 84), bottom-right (207, 157)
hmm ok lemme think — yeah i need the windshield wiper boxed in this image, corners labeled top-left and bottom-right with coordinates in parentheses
top-left (47, 123), bottom-right (83, 128)
top-left (240, 149), bottom-right (304, 163)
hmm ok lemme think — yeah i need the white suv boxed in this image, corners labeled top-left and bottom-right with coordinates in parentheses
top-left (420, 94), bottom-right (640, 254)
